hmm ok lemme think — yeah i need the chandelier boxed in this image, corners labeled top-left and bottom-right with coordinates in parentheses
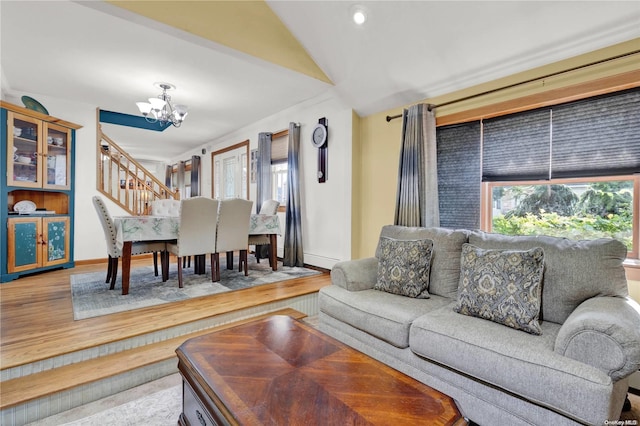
top-left (136, 82), bottom-right (188, 128)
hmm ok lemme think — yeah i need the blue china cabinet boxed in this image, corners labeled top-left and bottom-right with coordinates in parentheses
top-left (1, 101), bottom-right (81, 282)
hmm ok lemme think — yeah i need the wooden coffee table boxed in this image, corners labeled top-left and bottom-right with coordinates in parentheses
top-left (176, 315), bottom-right (466, 426)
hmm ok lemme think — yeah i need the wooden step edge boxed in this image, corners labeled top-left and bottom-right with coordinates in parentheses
top-left (0, 309), bottom-right (306, 410)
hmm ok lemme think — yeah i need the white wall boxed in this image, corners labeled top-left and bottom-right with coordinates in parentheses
top-left (3, 90), bottom-right (354, 269)
top-left (170, 91), bottom-right (353, 269)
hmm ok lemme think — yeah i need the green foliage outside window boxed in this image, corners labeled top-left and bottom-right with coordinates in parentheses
top-left (492, 181), bottom-right (633, 250)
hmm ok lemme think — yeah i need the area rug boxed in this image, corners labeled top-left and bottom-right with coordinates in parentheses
top-left (70, 258), bottom-right (321, 320)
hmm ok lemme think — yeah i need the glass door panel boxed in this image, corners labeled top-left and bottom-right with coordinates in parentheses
top-left (43, 123), bottom-right (71, 189)
top-left (8, 112), bottom-right (42, 187)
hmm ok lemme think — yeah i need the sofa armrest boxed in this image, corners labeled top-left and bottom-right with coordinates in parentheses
top-left (555, 296), bottom-right (640, 381)
top-left (330, 257), bottom-right (379, 291)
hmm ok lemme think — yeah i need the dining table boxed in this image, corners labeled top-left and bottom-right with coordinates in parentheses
top-left (113, 214), bottom-right (282, 295)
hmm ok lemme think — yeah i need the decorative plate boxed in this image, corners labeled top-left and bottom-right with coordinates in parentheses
top-left (21, 96), bottom-right (49, 115)
top-left (14, 200), bottom-right (37, 213)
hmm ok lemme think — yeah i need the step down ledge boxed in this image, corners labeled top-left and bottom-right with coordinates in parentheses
top-left (0, 309), bottom-right (305, 410)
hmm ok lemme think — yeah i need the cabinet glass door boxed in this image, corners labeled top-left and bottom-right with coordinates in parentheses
top-left (8, 112), bottom-right (42, 188)
top-left (7, 217), bottom-right (42, 273)
top-left (43, 123), bottom-right (71, 189)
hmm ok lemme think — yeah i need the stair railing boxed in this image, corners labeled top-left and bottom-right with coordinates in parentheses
top-left (96, 124), bottom-right (179, 215)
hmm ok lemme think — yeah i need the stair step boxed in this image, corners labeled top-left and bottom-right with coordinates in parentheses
top-left (0, 308), bottom-right (306, 410)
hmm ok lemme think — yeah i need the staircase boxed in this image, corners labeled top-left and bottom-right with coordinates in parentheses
top-left (97, 125), bottom-right (179, 215)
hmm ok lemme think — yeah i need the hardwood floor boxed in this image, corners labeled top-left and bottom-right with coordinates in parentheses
top-left (0, 257), bottom-right (330, 369)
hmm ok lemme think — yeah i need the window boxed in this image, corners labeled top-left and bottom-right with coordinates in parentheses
top-left (434, 87), bottom-right (640, 259)
top-left (270, 131), bottom-right (288, 210)
top-left (486, 177), bottom-right (638, 258)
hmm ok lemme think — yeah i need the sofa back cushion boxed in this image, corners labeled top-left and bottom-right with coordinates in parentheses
top-left (377, 225), bottom-right (468, 299)
top-left (468, 231), bottom-right (628, 324)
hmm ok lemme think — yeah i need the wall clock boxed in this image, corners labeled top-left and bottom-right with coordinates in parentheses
top-left (311, 117), bottom-right (328, 183)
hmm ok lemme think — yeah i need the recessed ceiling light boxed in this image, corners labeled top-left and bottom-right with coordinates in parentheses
top-left (353, 10), bottom-right (367, 25)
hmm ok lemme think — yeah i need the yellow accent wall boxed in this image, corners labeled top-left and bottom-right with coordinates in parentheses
top-left (107, 0), bottom-right (332, 84)
top-left (353, 39), bottom-right (640, 259)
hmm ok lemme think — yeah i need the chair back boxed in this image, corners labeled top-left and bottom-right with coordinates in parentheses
top-left (92, 195), bottom-right (119, 258)
top-left (258, 199), bottom-right (280, 215)
top-left (217, 198), bottom-right (253, 252)
top-left (150, 199), bottom-right (181, 217)
top-left (176, 197), bottom-right (219, 257)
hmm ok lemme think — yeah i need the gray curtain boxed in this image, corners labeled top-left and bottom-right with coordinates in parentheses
top-left (284, 122), bottom-right (303, 267)
top-left (164, 165), bottom-right (172, 188)
top-left (177, 161), bottom-right (186, 199)
top-left (394, 103), bottom-right (439, 227)
top-left (190, 155), bottom-right (201, 197)
top-left (256, 132), bottom-right (272, 212)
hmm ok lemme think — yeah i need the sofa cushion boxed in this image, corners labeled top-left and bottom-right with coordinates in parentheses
top-left (410, 306), bottom-right (614, 423)
top-left (319, 285), bottom-right (452, 348)
top-left (455, 244), bottom-right (545, 335)
top-left (374, 237), bottom-right (433, 298)
top-left (468, 231), bottom-right (628, 324)
top-left (376, 225), bottom-right (468, 299)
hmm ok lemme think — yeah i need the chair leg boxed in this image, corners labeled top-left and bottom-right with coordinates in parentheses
top-left (212, 253), bottom-right (220, 282)
top-left (162, 251), bottom-right (170, 282)
top-left (106, 255), bottom-right (114, 283)
top-left (255, 244), bottom-right (261, 263)
top-left (153, 252), bottom-right (159, 276)
top-left (177, 256), bottom-right (183, 288)
top-left (240, 249), bottom-right (248, 276)
top-left (109, 257), bottom-right (118, 290)
top-left (226, 251), bottom-right (234, 270)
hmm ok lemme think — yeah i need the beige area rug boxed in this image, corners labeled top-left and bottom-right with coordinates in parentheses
top-left (70, 257), bottom-right (321, 320)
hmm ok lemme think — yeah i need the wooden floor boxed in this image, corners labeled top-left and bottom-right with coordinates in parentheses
top-left (0, 257), bottom-right (330, 370)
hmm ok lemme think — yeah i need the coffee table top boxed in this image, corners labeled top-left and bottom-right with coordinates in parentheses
top-left (176, 315), bottom-right (464, 425)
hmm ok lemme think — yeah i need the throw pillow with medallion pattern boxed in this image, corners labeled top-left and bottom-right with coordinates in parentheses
top-left (455, 243), bottom-right (545, 335)
top-left (374, 237), bottom-right (433, 298)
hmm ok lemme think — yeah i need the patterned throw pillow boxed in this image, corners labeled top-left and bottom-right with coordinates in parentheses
top-left (374, 237), bottom-right (433, 298)
top-left (455, 244), bottom-right (545, 335)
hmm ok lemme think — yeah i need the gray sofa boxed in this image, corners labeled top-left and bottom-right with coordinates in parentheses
top-left (319, 225), bottom-right (640, 425)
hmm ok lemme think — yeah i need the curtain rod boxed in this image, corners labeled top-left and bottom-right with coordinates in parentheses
top-left (385, 49), bottom-right (640, 123)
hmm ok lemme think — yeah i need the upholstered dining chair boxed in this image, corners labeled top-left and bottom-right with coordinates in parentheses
top-left (248, 199), bottom-right (280, 265)
top-left (92, 195), bottom-right (167, 290)
top-left (149, 199), bottom-right (181, 217)
top-left (214, 198), bottom-right (253, 281)
top-left (149, 198), bottom-right (187, 269)
top-left (166, 197), bottom-right (219, 288)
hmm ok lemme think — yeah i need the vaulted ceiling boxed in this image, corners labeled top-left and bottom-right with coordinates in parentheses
top-left (1, 1), bottom-right (639, 161)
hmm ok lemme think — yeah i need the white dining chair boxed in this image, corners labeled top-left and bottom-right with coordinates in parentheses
top-left (249, 199), bottom-right (280, 265)
top-left (92, 195), bottom-right (166, 290)
top-left (166, 197), bottom-right (219, 288)
top-left (214, 198), bottom-right (253, 281)
top-left (149, 199), bottom-right (181, 217)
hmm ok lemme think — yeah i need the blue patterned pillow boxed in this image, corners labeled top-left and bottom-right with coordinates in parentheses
top-left (374, 237), bottom-right (433, 298)
top-left (455, 244), bottom-right (545, 335)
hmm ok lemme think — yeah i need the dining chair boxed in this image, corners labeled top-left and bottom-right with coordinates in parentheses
top-left (214, 198), bottom-right (253, 281)
top-left (166, 197), bottom-right (219, 288)
top-left (149, 198), bottom-right (186, 271)
top-left (149, 199), bottom-right (181, 217)
top-left (248, 199), bottom-right (280, 265)
top-left (92, 195), bottom-right (166, 290)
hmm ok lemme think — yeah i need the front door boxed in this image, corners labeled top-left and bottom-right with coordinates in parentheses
top-left (211, 141), bottom-right (249, 199)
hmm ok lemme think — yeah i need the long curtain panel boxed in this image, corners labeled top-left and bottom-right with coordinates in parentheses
top-left (394, 104), bottom-right (439, 227)
top-left (256, 132), bottom-right (272, 212)
top-left (190, 155), bottom-right (201, 197)
top-left (284, 122), bottom-right (304, 267)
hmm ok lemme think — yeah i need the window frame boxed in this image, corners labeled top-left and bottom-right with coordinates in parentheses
top-left (481, 174), bottom-right (640, 260)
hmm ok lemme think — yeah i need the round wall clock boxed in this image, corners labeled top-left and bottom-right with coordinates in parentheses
top-left (311, 121), bottom-right (327, 148)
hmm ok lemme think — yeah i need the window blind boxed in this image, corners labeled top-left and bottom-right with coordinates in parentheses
top-left (271, 133), bottom-right (288, 164)
top-left (482, 109), bottom-right (551, 181)
top-left (437, 122), bottom-right (481, 229)
top-left (551, 87), bottom-right (640, 178)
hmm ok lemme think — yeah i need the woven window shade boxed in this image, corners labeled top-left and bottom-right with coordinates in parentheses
top-left (437, 122), bottom-right (482, 229)
top-left (482, 109), bottom-right (551, 181)
top-left (271, 134), bottom-right (288, 163)
top-left (551, 87), bottom-right (640, 178)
